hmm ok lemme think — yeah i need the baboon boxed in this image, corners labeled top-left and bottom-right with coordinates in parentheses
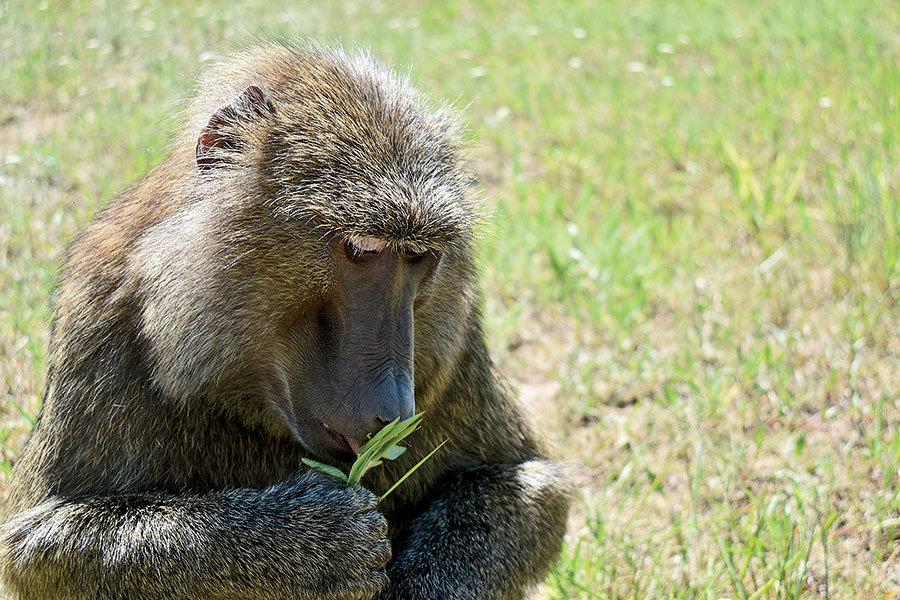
top-left (1, 44), bottom-right (571, 600)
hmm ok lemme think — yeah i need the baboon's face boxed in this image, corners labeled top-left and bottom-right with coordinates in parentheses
top-left (288, 234), bottom-right (439, 462)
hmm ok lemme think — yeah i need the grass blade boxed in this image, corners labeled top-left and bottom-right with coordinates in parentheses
top-left (302, 458), bottom-right (349, 483)
top-left (717, 535), bottom-right (750, 600)
top-left (379, 439), bottom-right (448, 501)
top-left (357, 416), bottom-right (402, 455)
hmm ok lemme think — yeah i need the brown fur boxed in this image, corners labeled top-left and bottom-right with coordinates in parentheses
top-left (1, 43), bottom-right (571, 600)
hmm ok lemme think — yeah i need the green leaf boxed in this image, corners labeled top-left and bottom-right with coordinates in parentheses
top-left (380, 439), bottom-right (448, 501)
top-left (382, 445), bottom-right (407, 460)
top-left (348, 413), bottom-right (424, 484)
top-left (347, 443), bottom-right (382, 485)
top-left (357, 415), bottom-right (405, 455)
top-left (301, 413), bottom-right (442, 496)
top-left (301, 458), bottom-right (349, 483)
top-left (359, 412), bottom-right (422, 454)
top-left (388, 413), bottom-right (424, 442)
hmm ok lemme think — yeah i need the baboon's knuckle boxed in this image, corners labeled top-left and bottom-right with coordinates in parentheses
top-left (372, 540), bottom-right (392, 566)
top-left (372, 513), bottom-right (389, 538)
top-left (358, 514), bottom-right (388, 541)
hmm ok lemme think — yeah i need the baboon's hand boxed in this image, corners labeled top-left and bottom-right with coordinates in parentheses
top-left (260, 470), bottom-right (391, 600)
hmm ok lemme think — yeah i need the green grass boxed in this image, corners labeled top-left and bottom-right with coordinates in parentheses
top-left (1, 1), bottom-right (899, 598)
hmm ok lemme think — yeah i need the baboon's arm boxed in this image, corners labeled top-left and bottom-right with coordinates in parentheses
top-left (1, 472), bottom-right (389, 600)
top-left (381, 459), bottom-right (571, 600)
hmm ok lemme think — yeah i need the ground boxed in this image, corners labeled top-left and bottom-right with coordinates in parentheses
top-left (1, 1), bottom-right (898, 599)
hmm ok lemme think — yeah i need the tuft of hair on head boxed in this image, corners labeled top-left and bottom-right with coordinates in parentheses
top-left (180, 42), bottom-right (484, 256)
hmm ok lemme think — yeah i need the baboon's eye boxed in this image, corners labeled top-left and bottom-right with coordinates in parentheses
top-left (401, 244), bottom-right (430, 264)
top-left (343, 235), bottom-right (384, 263)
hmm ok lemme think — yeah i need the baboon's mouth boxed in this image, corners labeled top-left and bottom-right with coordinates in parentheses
top-left (319, 420), bottom-right (363, 455)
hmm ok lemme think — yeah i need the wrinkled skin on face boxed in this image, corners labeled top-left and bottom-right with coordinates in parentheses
top-left (291, 235), bottom-right (437, 461)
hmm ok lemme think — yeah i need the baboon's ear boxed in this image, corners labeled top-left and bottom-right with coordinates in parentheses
top-left (196, 85), bottom-right (276, 170)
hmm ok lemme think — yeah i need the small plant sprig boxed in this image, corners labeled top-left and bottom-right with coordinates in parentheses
top-left (302, 412), bottom-right (447, 501)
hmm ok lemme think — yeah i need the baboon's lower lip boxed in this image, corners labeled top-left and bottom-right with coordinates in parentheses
top-left (319, 420), bottom-right (363, 455)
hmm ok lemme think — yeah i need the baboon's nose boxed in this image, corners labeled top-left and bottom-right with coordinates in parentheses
top-left (364, 370), bottom-right (415, 435)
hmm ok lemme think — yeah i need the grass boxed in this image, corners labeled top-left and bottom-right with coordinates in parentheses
top-left (1, 0), bottom-right (899, 598)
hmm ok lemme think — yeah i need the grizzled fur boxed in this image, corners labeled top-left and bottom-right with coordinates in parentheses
top-left (0, 44), bottom-right (571, 600)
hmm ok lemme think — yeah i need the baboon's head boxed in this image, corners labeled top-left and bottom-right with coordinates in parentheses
top-left (134, 46), bottom-right (480, 462)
